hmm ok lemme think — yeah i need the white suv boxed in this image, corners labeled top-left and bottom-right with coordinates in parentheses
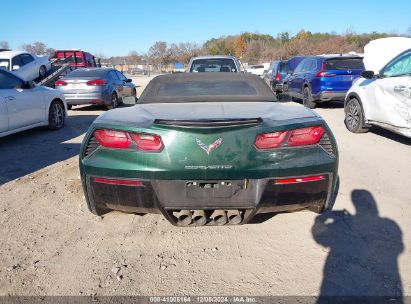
top-left (344, 48), bottom-right (411, 138)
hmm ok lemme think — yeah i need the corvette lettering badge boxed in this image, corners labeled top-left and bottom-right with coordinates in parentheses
top-left (196, 138), bottom-right (222, 155)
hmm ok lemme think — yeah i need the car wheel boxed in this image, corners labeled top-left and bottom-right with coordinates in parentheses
top-left (302, 87), bottom-right (316, 109)
top-left (269, 81), bottom-right (274, 91)
top-left (132, 88), bottom-right (137, 102)
top-left (48, 100), bottom-right (65, 130)
top-left (344, 98), bottom-right (369, 133)
top-left (106, 92), bottom-right (118, 110)
top-left (39, 65), bottom-right (47, 78)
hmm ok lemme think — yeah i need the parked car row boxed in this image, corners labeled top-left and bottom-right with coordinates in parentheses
top-left (260, 38), bottom-right (411, 139)
top-left (1, 38), bottom-right (410, 141)
top-left (0, 46), bottom-right (138, 138)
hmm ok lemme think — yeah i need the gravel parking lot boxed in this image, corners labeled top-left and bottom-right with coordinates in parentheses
top-left (0, 74), bottom-right (410, 297)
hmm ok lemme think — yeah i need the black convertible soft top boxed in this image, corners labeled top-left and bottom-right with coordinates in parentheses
top-left (138, 73), bottom-right (277, 103)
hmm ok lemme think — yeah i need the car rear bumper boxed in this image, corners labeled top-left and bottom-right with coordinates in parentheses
top-left (63, 92), bottom-right (109, 105)
top-left (82, 173), bottom-right (338, 226)
top-left (314, 90), bottom-right (347, 102)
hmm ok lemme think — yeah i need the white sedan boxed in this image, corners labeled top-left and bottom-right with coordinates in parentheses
top-left (344, 48), bottom-right (411, 138)
top-left (0, 69), bottom-right (67, 138)
top-left (0, 50), bottom-right (51, 81)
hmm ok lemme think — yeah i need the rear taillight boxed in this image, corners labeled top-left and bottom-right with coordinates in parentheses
top-left (315, 63), bottom-right (336, 77)
top-left (93, 129), bottom-right (163, 151)
top-left (255, 126), bottom-right (325, 149)
top-left (55, 80), bottom-right (67, 86)
top-left (255, 131), bottom-right (288, 149)
top-left (275, 175), bottom-right (325, 184)
top-left (275, 72), bottom-right (281, 81)
top-left (288, 126), bottom-right (324, 146)
top-left (94, 129), bottom-right (131, 149)
top-left (87, 79), bottom-right (106, 86)
top-left (129, 133), bottom-right (163, 151)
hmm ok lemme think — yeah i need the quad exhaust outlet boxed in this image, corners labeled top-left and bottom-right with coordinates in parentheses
top-left (192, 210), bottom-right (207, 226)
top-left (227, 209), bottom-right (242, 225)
top-left (177, 210), bottom-right (192, 226)
top-left (211, 210), bottom-right (228, 226)
top-left (173, 209), bottom-right (243, 226)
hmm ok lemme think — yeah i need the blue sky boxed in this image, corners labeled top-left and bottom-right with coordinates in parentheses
top-left (0, 0), bottom-right (410, 57)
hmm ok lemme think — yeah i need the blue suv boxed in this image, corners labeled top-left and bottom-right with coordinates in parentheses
top-left (283, 55), bottom-right (365, 108)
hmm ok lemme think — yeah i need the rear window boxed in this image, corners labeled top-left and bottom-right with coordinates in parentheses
top-left (158, 81), bottom-right (257, 97)
top-left (278, 62), bottom-right (289, 73)
top-left (325, 58), bottom-right (364, 70)
top-left (67, 68), bottom-right (108, 77)
top-left (190, 59), bottom-right (238, 72)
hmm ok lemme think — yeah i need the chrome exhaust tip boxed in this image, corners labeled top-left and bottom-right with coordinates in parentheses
top-left (192, 210), bottom-right (207, 226)
top-left (177, 210), bottom-right (192, 226)
top-left (227, 209), bottom-right (242, 225)
top-left (211, 210), bottom-right (227, 226)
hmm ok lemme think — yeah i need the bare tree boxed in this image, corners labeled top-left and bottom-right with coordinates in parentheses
top-left (0, 41), bottom-right (10, 49)
top-left (148, 41), bottom-right (167, 68)
top-left (21, 42), bottom-right (49, 55)
top-left (127, 50), bottom-right (141, 65)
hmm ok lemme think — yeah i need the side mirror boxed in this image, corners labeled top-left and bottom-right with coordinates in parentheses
top-left (125, 79), bottom-right (132, 83)
top-left (12, 65), bottom-right (20, 70)
top-left (361, 70), bottom-right (375, 79)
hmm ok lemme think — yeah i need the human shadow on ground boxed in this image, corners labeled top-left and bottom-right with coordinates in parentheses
top-left (312, 190), bottom-right (404, 303)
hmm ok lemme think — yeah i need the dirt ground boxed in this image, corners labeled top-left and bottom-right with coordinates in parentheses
top-left (0, 74), bottom-right (410, 297)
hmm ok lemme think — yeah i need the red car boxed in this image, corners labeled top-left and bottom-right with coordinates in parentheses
top-left (53, 50), bottom-right (97, 68)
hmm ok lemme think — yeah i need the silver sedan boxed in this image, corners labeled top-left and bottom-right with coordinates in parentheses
top-left (55, 68), bottom-right (136, 110)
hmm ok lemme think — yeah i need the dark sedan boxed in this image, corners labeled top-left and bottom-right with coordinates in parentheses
top-left (55, 68), bottom-right (136, 110)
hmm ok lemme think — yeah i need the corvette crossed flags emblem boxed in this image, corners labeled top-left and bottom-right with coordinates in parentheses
top-left (195, 138), bottom-right (222, 155)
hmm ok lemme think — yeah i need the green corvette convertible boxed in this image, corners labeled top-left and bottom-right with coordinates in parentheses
top-left (80, 73), bottom-right (339, 226)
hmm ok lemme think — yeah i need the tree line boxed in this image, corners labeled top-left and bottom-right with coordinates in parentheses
top-left (1, 29), bottom-right (410, 67)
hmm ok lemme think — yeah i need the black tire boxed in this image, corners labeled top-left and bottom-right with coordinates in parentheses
top-left (283, 83), bottom-right (289, 93)
top-left (132, 88), bottom-right (138, 103)
top-left (344, 97), bottom-right (369, 133)
top-left (48, 100), bottom-right (65, 130)
top-left (67, 104), bottom-right (72, 110)
top-left (269, 81), bottom-right (274, 92)
top-left (302, 86), bottom-right (316, 109)
top-left (106, 92), bottom-right (118, 110)
top-left (88, 202), bottom-right (110, 216)
top-left (39, 65), bottom-right (47, 78)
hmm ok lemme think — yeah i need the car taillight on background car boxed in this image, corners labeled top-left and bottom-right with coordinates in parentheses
top-left (55, 80), bottom-right (67, 86)
top-left (275, 72), bottom-right (281, 81)
top-left (92, 129), bottom-right (163, 152)
top-left (315, 63), bottom-right (336, 77)
top-left (255, 126), bottom-right (325, 149)
top-left (86, 79), bottom-right (106, 86)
